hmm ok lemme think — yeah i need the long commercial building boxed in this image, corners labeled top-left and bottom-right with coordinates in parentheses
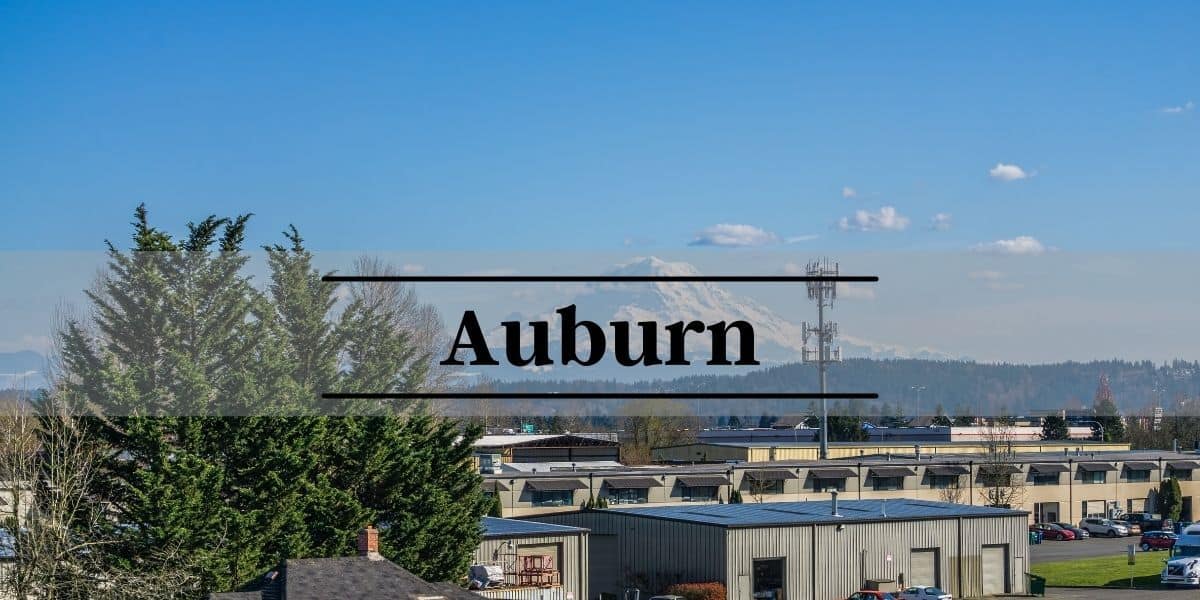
top-left (483, 449), bottom-right (1200, 524)
top-left (533, 499), bottom-right (1029, 600)
top-left (652, 439), bottom-right (1132, 463)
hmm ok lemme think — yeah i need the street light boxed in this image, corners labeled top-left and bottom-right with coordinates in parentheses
top-left (1076, 419), bottom-right (1106, 442)
top-left (911, 384), bottom-right (927, 422)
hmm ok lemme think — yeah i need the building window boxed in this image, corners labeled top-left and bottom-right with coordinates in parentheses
top-left (1125, 469), bottom-right (1151, 483)
top-left (753, 558), bottom-right (785, 595)
top-left (531, 490), bottom-right (574, 507)
top-left (608, 488), bottom-right (648, 505)
top-left (1083, 471), bottom-right (1107, 484)
top-left (683, 486), bottom-right (718, 502)
top-left (812, 477), bottom-right (846, 492)
top-left (1031, 473), bottom-right (1060, 486)
top-left (929, 475), bottom-right (959, 489)
top-left (744, 479), bottom-right (784, 495)
top-left (1169, 469), bottom-right (1193, 481)
top-left (873, 476), bottom-right (904, 491)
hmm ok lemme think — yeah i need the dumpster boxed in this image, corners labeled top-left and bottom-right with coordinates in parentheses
top-left (1026, 573), bottom-right (1046, 597)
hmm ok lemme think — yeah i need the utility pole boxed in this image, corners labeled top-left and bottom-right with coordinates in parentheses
top-left (911, 384), bottom-right (927, 423)
top-left (803, 258), bottom-right (842, 460)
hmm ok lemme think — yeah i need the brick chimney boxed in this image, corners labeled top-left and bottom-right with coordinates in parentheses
top-left (358, 525), bottom-right (381, 560)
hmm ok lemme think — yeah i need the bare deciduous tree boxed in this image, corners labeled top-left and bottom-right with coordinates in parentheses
top-left (0, 403), bottom-right (200, 599)
top-left (976, 421), bottom-right (1027, 508)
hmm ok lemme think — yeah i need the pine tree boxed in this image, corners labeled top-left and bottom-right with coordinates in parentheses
top-left (1092, 374), bottom-right (1127, 441)
top-left (55, 206), bottom-right (487, 594)
top-left (1041, 415), bottom-right (1070, 440)
top-left (1157, 478), bottom-right (1183, 521)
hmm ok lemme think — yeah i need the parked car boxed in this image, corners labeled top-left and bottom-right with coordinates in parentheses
top-left (1125, 513), bottom-right (1174, 532)
top-left (1141, 531), bottom-right (1179, 551)
top-left (847, 592), bottom-right (897, 600)
top-left (1114, 519), bottom-right (1141, 535)
top-left (1031, 522), bottom-right (1076, 540)
top-left (1054, 522), bottom-right (1090, 539)
top-left (1080, 517), bottom-right (1129, 537)
top-left (898, 586), bottom-right (952, 600)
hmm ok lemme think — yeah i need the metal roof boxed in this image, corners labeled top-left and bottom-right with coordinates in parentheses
top-left (603, 477), bottom-right (664, 489)
top-left (604, 499), bottom-right (1024, 528)
top-left (676, 475), bottom-right (732, 487)
top-left (1077, 462), bottom-right (1117, 472)
top-left (481, 517), bottom-right (586, 538)
top-left (1123, 462), bottom-right (1159, 470)
top-left (1167, 460), bottom-right (1200, 470)
top-left (743, 469), bottom-right (800, 480)
top-left (524, 479), bottom-right (588, 491)
top-left (1029, 463), bottom-right (1070, 473)
top-left (867, 466), bottom-right (917, 478)
top-left (807, 467), bottom-right (858, 478)
top-left (925, 465), bottom-right (970, 476)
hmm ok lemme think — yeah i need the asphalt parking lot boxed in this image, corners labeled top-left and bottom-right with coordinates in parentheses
top-left (1030, 534), bottom-right (1174, 563)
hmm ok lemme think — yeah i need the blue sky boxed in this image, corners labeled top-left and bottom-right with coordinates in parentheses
top-left (2, 2), bottom-right (1196, 253)
top-left (2, 3), bottom-right (1200, 367)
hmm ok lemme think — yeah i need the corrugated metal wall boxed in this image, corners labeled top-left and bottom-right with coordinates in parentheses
top-left (532, 512), bottom-right (726, 599)
top-left (475, 586), bottom-right (568, 600)
top-left (534, 512), bottom-right (1029, 600)
top-left (476, 533), bottom-right (589, 600)
top-left (725, 525), bottom-right (812, 600)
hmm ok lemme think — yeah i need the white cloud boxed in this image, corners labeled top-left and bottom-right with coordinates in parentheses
top-left (837, 282), bottom-right (877, 300)
top-left (837, 206), bottom-right (910, 232)
top-left (784, 234), bottom-right (819, 244)
top-left (1161, 100), bottom-right (1195, 114)
top-left (842, 186), bottom-right (857, 199)
top-left (929, 213), bottom-right (952, 231)
top-left (971, 236), bottom-right (1048, 256)
top-left (988, 163), bottom-right (1032, 181)
top-left (401, 263), bottom-right (424, 274)
top-left (689, 224), bottom-right (778, 247)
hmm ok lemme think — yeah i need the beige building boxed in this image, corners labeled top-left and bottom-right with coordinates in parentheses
top-left (652, 440), bottom-right (1132, 463)
top-left (483, 449), bottom-right (1200, 524)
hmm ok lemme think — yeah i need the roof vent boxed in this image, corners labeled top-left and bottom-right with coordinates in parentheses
top-left (831, 490), bottom-right (841, 517)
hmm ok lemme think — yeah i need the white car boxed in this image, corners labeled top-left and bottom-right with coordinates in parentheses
top-left (898, 586), bottom-right (952, 600)
top-left (1079, 517), bottom-right (1129, 537)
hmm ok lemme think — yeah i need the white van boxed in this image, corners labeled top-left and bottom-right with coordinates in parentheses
top-left (1162, 523), bottom-right (1200, 587)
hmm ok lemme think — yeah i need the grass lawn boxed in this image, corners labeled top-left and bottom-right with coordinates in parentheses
top-left (1031, 553), bottom-right (1171, 588)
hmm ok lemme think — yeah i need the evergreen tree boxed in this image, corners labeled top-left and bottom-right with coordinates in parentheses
top-left (487, 494), bottom-right (504, 517)
top-left (1157, 478), bottom-right (1183, 521)
top-left (56, 207), bottom-right (487, 594)
top-left (1041, 415), bottom-right (1070, 440)
top-left (1092, 374), bottom-right (1127, 441)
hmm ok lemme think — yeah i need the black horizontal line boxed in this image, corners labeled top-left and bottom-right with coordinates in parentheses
top-left (321, 392), bottom-right (878, 400)
top-left (322, 275), bottom-right (878, 283)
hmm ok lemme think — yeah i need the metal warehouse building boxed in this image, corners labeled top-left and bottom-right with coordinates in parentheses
top-left (533, 499), bottom-right (1028, 600)
top-left (473, 517), bottom-right (590, 600)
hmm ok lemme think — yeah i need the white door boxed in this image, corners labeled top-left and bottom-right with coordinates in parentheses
top-left (981, 545), bottom-right (1007, 595)
top-left (909, 549), bottom-right (937, 587)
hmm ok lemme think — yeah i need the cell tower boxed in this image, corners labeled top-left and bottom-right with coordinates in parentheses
top-left (802, 258), bottom-right (842, 460)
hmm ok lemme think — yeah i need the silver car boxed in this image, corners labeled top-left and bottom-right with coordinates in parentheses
top-left (1080, 517), bottom-right (1129, 537)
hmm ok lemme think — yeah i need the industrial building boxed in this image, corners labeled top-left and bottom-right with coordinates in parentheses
top-left (698, 425), bottom-right (1099, 444)
top-left (533, 499), bottom-right (1028, 600)
top-left (471, 517), bottom-right (590, 600)
top-left (475, 434), bottom-right (621, 473)
top-left (483, 449), bottom-right (1200, 523)
top-left (653, 439), bottom-right (1131, 463)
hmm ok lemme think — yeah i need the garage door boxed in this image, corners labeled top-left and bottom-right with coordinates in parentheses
top-left (910, 549), bottom-right (937, 587)
top-left (981, 545), bottom-right (1007, 595)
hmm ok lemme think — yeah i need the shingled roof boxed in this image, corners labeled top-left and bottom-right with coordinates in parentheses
top-left (209, 527), bottom-right (479, 600)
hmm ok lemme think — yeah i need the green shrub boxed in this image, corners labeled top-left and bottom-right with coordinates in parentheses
top-left (664, 582), bottom-right (726, 600)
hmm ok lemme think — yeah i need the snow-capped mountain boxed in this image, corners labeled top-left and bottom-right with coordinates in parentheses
top-left (474, 256), bottom-right (953, 381)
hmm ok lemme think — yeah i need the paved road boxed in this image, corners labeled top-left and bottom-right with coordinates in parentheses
top-left (1030, 535), bottom-right (1173, 563)
top-left (1044, 586), bottom-right (1194, 599)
